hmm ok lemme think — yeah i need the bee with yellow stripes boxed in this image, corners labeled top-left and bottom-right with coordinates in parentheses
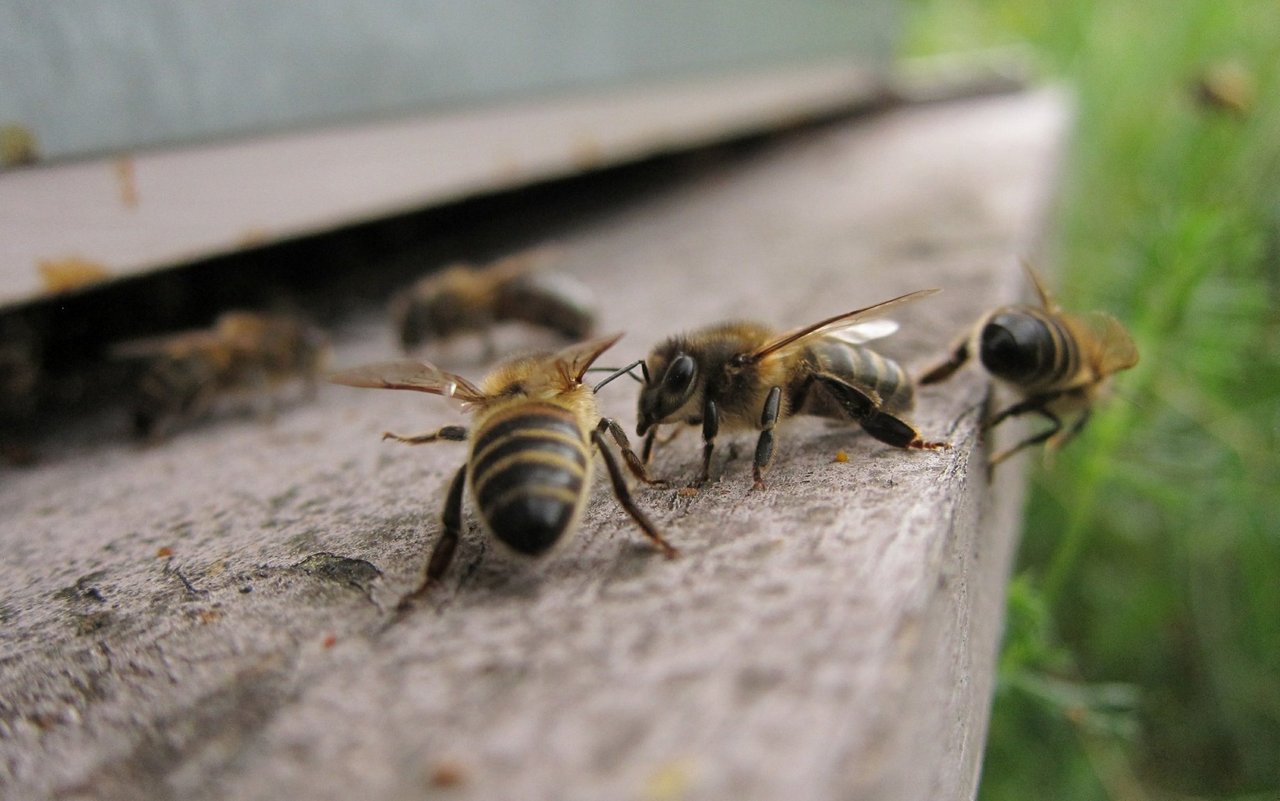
top-left (330, 334), bottom-right (675, 603)
top-left (919, 266), bottom-right (1138, 466)
top-left (613, 289), bottom-right (949, 492)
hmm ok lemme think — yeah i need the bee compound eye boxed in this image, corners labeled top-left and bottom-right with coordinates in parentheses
top-left (664, 354), bottom-right (696, 393)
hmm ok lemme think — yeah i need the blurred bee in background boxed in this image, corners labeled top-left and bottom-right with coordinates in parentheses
top-left (0, 317), bottom-right (41, 464)
top-left (115, 311), bottom-right (329, 441)
top-left (391, 247), bottom-right (596, 356)
top-left (605, 289), bottom-right (948, 491)
top-left (329, 334), bottom-right (675, 605)
top-left (918, 266), bottom-right (1138, 467)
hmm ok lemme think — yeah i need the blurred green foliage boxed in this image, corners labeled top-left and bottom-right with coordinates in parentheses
top-left (903, 1), bottom-right (1280, 798)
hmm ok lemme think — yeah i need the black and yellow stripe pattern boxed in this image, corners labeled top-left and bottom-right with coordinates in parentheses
top-left (468, 401), bottom-right (591, 557)
top-left (979, 308), bottom-right (1081, 392)
top-left (807, 340), bottom-right (914, 413)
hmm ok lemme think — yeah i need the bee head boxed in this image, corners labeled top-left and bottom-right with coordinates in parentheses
top-left (636, 345), bottom-right (699, 435)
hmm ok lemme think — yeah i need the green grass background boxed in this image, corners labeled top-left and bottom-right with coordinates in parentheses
top-left (902, 1), bottom-right (1280, 798)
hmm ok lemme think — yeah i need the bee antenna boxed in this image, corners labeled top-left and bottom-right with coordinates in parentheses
top-left (592, 359), bottom-right (647, 393)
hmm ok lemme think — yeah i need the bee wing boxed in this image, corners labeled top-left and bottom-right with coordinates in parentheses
top-left (1069, 312), bottom-right (1139, 376)
top-left (551, 332), bottom-right (623, 383)
top-left (746, 288), bottom-right (940, 362)
top-left (327, 360), bottom-right (487, 403)
top-left (825, 319), bottom-right (900, 346)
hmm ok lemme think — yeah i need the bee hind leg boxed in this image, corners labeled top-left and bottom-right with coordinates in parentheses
top-left (592, 429), bottom-right (678, 559)
top-left (397, 464), bottom-right (468, 611)
top-left (814, 374), bottom-right (949, 451)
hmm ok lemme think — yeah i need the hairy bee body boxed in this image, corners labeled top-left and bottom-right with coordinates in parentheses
top-left (467, 400), bottom-right (594, 557)
top-left (919, 268), bottom-right (1138, 466)
top-left (794, 339), bottom-right (915, 419)
top-left (633, 290), bottom-right (946, 490)
top-left (393, 250), bottom-right (596, 353)
top-left (328, 335), bottom-right (675, 602)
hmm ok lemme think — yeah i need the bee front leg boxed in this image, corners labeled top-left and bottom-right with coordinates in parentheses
top-left (686, 399), bottom-right (719, 492)
top-left (382, 425), bottom-right (469, 445)
top-left (641, 426), bottom-right (684, 465)
top-left (398, 463), bottom-right (468, 610)
top-left (592, 430), bottom-right (678, 559)
top-left (597, 418), bottom-right (667, 486)
top-left (918, 336), bottom-right (971, 385)
top-left (752, 387), bottom-right (782, 490)
top-left (641, 428), bottom-right (658, 465)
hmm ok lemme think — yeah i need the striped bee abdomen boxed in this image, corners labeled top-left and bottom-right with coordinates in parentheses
top-left (807, 340), bottom-right (915, 413)
top-left (979, 309), bottom-right (1079, 391)
top-left (469, 402), bottom-right (590, 557)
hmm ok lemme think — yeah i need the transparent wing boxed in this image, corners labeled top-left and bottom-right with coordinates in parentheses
top-left (551, 332), bottom-right (623, 383)
top-left (747, 288), bottom-right (940, 362)
top-left (825, 319), bottom-right (900, 346)
top-left (1069, 311), bottom-right (1139, 376)
top-left (327, 360), bottom-right (487, 403)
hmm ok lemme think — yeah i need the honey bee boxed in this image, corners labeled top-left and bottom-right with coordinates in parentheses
top-left (918, 266), bottom-right (1138, 466)
top-left (115, 311), bottom-right (329, 440)
top-left (391, 248), bottom-right (596, 354)
top-left (329, 334), bottom-right (676, 603)
top-left (614, 289), bottom-right (948, 491)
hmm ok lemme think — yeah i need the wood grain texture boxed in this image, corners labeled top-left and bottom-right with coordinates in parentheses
top-left (0, 89), bottom-right (1067, 801)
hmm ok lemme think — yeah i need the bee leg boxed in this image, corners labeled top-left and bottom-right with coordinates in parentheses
top-left (752, 387), bottom-right (782, 490)
top-left (687, 400), bottom-right (719, 492)
top-left (398, 464), bottom-right (468, 610)
top-left (1047, 408), bottom-right (1092, 453)
top-left (918, 337), bottom-right (971, 385)
top-left (382, 425), bottom-right (469, 445)
top-left (592, 429), bottom-right (678, 559)
top-left (989, 408), bottom-right (1062, 468)
top-left (815, 375), bottom-right (948, 450)
top-left (641, 426), bottom-right (685, 465)
top-left (597, 418), bottom-right (667, 486)
top-left (985, 390), bottom-right (1069, 429)
top-left (641, 428), bottom-right (658, 465)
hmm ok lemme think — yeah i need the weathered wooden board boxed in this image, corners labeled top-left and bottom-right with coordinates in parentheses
top-left (0, 89), bottom-right (1066, 801)
top-left (0, 60), bottom-right (884, 309)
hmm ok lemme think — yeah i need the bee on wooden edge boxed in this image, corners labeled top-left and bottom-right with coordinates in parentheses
top-left (328, 334), bottom-right (675, 608)
top-left (594, 289), bottom-right (950, 492)
top-left (918, 265), bottom-right (1139, 467)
